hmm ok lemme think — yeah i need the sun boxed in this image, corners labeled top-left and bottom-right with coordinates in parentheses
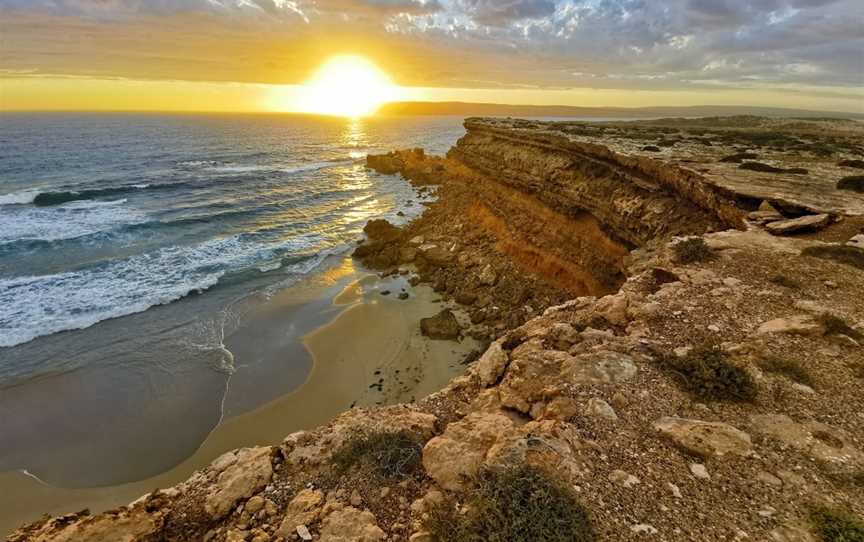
top-left (294, 55), bottom-right (398, 117)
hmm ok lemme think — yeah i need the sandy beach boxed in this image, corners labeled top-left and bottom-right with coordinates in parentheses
top-left (0, 256), bottom-right (477, 536)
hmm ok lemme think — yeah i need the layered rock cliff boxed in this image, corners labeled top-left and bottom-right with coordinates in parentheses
top-left (11, 117), bottom-right (864, 542)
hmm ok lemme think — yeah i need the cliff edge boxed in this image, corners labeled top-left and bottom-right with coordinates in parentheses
top-left (11, 117), bottom-right (864, 542)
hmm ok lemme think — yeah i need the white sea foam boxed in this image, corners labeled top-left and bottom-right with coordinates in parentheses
top-left (0, 234), bottom-right (322, 348)
top-left (0, 189), bottom-right (41, 206)
top-left (0, 199), bottom-right (145, 245)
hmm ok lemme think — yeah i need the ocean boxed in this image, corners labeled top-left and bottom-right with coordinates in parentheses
top-left (0, 113), bottom-right (463, 375)
top-left (0, 113), bottom-right (471, 501)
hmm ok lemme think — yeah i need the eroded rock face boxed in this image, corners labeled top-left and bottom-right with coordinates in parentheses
top-left (448, 118), bottom-right (742, 246)
top-left (205, 447), bottom-right (274, 519)
top-left (654, 417), bottom-right (753, 459)
top-left (8, 508), bottom-right (165, 542)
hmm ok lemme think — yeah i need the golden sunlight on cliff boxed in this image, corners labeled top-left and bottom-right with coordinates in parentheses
top-left (287, 55), bottom-right (400, 117)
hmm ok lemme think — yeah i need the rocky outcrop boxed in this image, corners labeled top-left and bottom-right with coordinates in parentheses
top-left (449, 118), bottom-right (745, 247)
top-left (12, 117), bottom-right (864, 542)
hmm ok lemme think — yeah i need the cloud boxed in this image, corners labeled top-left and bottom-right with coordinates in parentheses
top-left (0, 0), bottom-right (861, 98)
top-left (456, 0), bottom-right (556, 25)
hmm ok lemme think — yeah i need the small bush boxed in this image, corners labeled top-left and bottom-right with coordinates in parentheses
top-left (819, 314), bottom-right (863, 342)
top-left (666, 345), bottom-right (758, 402)
top-left (802, 245), bottom-right (864, 271)
top-left (672, 238), bottom-right (714, 264)
top-left (769, 274), bottom-right (801, 289)
top-left (331, 431), bottom-right (423, 480)
top-left (811, 506), bottom-right (864, 542)
top-left (425, 464), bottom-right (595, 542)
top-left (758, 356), bottom-right (814, 388)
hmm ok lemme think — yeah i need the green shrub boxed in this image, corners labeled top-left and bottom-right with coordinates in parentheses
top-left (758, 356), bottom-right (814, 388)
top-left (811, 507), bottom-right (864, 542)
top-left (667, 345), bottom-right (758, 402)
top-left (672, 238), bottom-right (714, 264)
top-left (330, 431), bottom-right (423, 480)
top-left (425, 464), bottom-right (595, 542)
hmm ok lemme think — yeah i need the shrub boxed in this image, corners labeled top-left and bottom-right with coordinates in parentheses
top-left (819, 314), bottom-right (863, 342)
top-left (425, 464), bottom-right (595, 542)
top-left (769, 274), bottom-right (801, 289)
top-left (758, 356), bottom-right (814, 388)
top-left (666, 345), bottom-right (758, 402)
top-left (802, 245), bottom-right (864, 271)
top-left (811, 506), bottom-right (864, 542)
top-left (330, 431), bottom-right (423, 480)
top-left (672, 238), bottom-right (714, 264)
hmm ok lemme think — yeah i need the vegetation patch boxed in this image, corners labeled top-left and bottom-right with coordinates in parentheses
top-left (801, 245), bottom-right (864, 271)
top-left (811, 506), bottom-right (864, 542)
top-left (672, 237), bottom-right (714, 264)
top-left (818, 313), bottom-right (863, 342)
top-left (330, 430), bottom-right (424, 481)
top-left (663, 345), bottom-right (758, 402)
top-left (425, 464), bottom-right (595, 542)
top-left (758, 356), bottom-right (814, 388)
top-left (768, 274), bottom-right (801, 289)
top-left (837, 175), bottom-right (864, 193)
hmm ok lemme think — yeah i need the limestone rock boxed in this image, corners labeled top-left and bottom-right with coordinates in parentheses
top-left (542, 395), bottom-right (580, 420)
top-left (765, 214), bottom-right (831, 235)
top-left (750, 414), bottom-right (864, 465)
top-left (690, 463), bottom-right (711, 479)
top-left (420, 309), bottom-right (461, 340)
top-left (478, 264), bottom-right (498, 286)
top-left (654, 417), bottom-right (752, 459)
top-left (422, 412), bottom-right (517, 490)
top-left (472, 339), bottom-right (509, 387)
top-left (585, 398), bottom-right (618, 420)
top-left (363, 219), bottom-right (401, 243)
top-left (418, 244), bottom-right (453, 266)
top-left (758, 315), bottom-right (824, 336)
top-left (9, 508), bottom-right (165, 542)
top-left (205, 447), bottom-right (274, 519)
top-left (276, 489), bottom-right (324, 538)
top-left (319, 507), bottom-right (385, 542)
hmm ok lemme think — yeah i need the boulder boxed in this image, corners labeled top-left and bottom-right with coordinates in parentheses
top-left (319, 507), bottom-right (385, 542)
top-left (653, 417), bottom-right (752, 459)
top-left (585, 398), bottom-right (618, 421)
top-left (422, 412), bottom-right (517, 490)
top-left (205, 447), bottom-right (274, 519)
top-left (276, 489), bottom-right (324, 538)
top-left (757, 315), bottom-right (824, 336)
top-left (472, 340), bottom-right (509, 387)
top-left (765, 214), bottom-right (831, 235)
top-left (417, 244), bottom-right (454, 266)
top-left (363, 219), bottom-right (401, 243)
top-left (420, 309), bottom-right (461, 340)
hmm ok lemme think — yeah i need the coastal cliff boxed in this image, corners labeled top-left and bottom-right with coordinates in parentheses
top-left (12, 117), bottom-right (864, 542)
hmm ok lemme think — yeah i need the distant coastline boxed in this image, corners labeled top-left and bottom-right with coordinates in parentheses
top-left (378, 101), bottom-right (864, 120)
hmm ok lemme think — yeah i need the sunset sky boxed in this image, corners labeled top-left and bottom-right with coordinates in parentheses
top-left (1, 0), bottom-right (862, 113)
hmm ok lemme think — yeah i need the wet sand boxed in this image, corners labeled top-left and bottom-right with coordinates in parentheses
top-left (0, 257), bottom-right (476, 536)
